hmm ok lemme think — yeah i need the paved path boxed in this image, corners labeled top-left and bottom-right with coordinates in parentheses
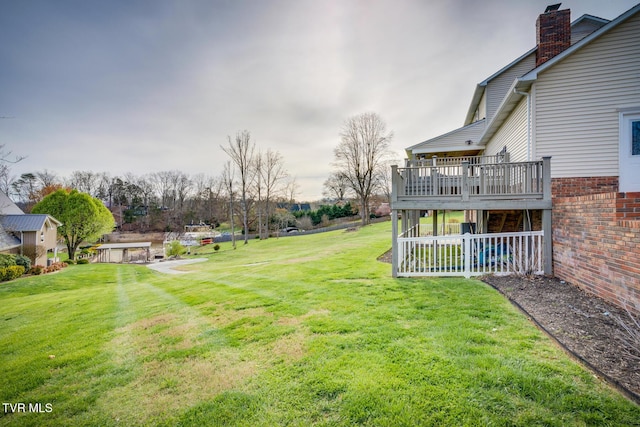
top-left (146, 258), bottom-right (207, 274)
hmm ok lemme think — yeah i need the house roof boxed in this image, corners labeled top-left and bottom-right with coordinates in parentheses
top-left (0, 227), bottom-right (22, 252)
top-left (478, 4), bottom-right (640, 145)
top-left (0, 214), bottom-right (62, 232)
top-left (0, 191), bottom-right (24, 215)
top-left (97, 242), bottom-right (152, 250)
top-left (463, 48), bottom-right (537, 126)
top-left (463, 13), bottom-right (611, 128)
top-left (407, 119), bottom-right (486, 157)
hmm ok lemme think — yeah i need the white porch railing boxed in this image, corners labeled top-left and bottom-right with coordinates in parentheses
top-left (397, 231), bottom-right (544, 278)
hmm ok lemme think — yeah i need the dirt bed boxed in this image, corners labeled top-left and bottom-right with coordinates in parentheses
top-left (482, 275), bottom-right (640, 402)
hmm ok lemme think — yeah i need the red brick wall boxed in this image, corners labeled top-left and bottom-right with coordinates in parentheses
top-left (553, 191), bottom-right (640, 315)
top-left (616, 192), bottom-right (640, 219)
top-left (552, 176), bottom-right (619, 198)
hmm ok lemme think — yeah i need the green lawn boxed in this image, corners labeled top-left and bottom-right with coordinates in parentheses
top-left (1, 222), bottom-right (638, 426)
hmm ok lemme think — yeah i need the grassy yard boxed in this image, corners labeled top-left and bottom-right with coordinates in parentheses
top-left (1, 222), bottom-right (638, 426)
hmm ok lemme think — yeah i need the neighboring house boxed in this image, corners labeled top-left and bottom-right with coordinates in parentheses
top-left (391, 4), bottom-right (640, 312)
top-left (0, 192), bottom-right (62, 266)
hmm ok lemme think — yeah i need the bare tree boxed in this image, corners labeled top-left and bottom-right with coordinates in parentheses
top-left (35, 169), bottom-right (59, 188)
top-left (149, 171), bottom-right (174, 211)
top-left (285, 176), bottom-right (299, 205)
top-left (67, 171), bottom-right (101, 196)
top-left (255, 149), bottom-right (288, 238)
top-left (221, 130), bottom-right (256, 245)
top-left (323, 171), bottom-right (350, 202)
top-left (377, 158), bottom-right (401, 203)
top-left (0, 144), bottom-right (25, 200)
top-left (332, 112), bottom-right (393, 225)
top-left (221, 161), bottom-right (237, 249)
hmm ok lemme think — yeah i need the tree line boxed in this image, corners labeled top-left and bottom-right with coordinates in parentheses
top-left (2, 160), bottom-right (297, 239)
top-left (1, 111), bottom-right (395, 242)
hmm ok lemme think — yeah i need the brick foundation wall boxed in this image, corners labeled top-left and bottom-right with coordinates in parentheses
top-left (551, 176), bottom-right (619, 198)
top-left (616, 192), bottom-right (640, 220)
top-left (553, 191), bottom-right (640, 314)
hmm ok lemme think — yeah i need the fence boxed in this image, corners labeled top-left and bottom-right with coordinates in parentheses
top-left (397, 231), bottom-right (544, 278)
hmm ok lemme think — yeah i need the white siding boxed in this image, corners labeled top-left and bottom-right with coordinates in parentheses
top-left (486, 53), bottom-right (536, 122)
top-left (484, 98), bottom-right (529, 162)
top-left (534, 11), bottom-right (640, 178)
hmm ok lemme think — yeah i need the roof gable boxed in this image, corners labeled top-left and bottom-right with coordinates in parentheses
top-left (519, 4), bottom-right (640, 84)
top-left (0, 192), bottom-right (24, 215)
top-left (0, 214), bottom-right (61, 232)
top-left (407, 119), bottom-right (486, 157)
top-left (463, 12), bottom-right (613, 128)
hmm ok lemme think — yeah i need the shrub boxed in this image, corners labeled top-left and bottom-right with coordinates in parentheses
top-left (29, 265), bottom-right (44, 275)
top-left (64, 259), bottom-right (75, 265)
top-left (0, 265), bottom-right (25, 281)
top-left (76, 259), bottom-right (89, 265)
top-left (166, 241), bottom-right (186, 258)
top-left (15, 255), bottom-right (31, 271)
top-left (213, 244), bottom-right (220, 252)
top-left (0, 254), bottom-right (16, 268)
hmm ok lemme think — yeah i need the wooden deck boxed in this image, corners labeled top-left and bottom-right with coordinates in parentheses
top-left (391, 156), bottom-right (552, 210)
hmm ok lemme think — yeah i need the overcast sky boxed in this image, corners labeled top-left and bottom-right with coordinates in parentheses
top-left (1, 0), bottom-right (637, 200)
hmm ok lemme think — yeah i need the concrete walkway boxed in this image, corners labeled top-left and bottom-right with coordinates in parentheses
top-left (146, 258), bottom-right (207, 274)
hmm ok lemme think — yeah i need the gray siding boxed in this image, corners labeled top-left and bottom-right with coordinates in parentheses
top-left (485, 53), bottom-right (536, 122)
top-left (409, 120), bottom-right (486, 156)
top-left (484, 98), bottom-right (529, 162)
top-left (534, 12), bottom-right (640, 177)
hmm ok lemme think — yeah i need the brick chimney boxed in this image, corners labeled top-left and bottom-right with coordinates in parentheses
top-left (536, 5), bottom-right (571, 67)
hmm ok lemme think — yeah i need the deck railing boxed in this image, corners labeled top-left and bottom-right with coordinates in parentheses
top-left (406, 153), bottom-right (510, 168)
top-left (394, 157), bottom-right (550, 200)
top-left (397, 231), bottom-right (545, 278)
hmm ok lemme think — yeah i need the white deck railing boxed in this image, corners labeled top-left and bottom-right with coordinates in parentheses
top-left (397, 231), bottom-right (544, 278)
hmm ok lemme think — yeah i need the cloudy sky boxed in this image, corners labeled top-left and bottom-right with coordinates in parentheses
top-left (1, 0), bottom-right (637, 200)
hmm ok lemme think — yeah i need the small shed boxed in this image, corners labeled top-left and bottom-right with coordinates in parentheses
top-left (95, 242), bottom-right (152, 263)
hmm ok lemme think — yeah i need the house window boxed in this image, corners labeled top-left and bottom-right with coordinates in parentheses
top-left (633, 120), bottom-right (640, 155)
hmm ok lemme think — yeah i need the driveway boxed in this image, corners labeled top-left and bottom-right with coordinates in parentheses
top-left (146, 258), bottom-right (207, 274)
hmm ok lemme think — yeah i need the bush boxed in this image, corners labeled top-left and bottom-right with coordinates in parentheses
top-left (0, 254), bottom-right (16, 268)
top-left (213, 244), bottom-right (220, 252)
top-left (0, 265), bottom-right (25, 281)
top-left (64, 259), bottom-right (75, 265)
top-left (15, 255), bottom-right (31, 271)
top-left (166, 241), bottom-right (186, 258)
top-left (29, 265), bottom-right (44, 275)
top-left (76, 259), bottom-right (89, 265)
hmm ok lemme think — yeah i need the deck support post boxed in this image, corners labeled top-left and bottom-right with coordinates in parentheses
top-left (392, 209), bottom-right (398, 278)
top-left (543, 208), bottom-right (553, 276)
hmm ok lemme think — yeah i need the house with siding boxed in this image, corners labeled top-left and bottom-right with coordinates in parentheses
top-left (391, 3), bottom-right (640, 312)
top-left (0, 193), bottom-right (62, 266)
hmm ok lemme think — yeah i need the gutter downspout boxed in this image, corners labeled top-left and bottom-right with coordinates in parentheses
top-left (514, 88), bottom-right (531, 161)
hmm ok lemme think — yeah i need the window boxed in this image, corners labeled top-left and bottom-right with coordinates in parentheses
top-left (633, 120), bottom-right (640, 155)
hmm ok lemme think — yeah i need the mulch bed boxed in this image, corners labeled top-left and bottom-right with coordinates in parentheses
top-left (482, 275), bottom-right (640, 403)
